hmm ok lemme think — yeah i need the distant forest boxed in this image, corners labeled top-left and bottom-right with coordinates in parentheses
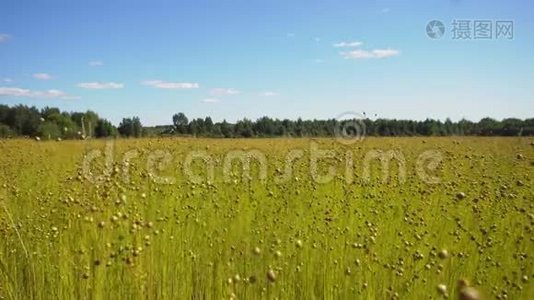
top-left (0, 104), bottom-right (533, 139)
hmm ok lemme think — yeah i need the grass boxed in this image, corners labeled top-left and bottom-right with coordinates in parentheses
top-left (0, 137), bottom-right (532, 299)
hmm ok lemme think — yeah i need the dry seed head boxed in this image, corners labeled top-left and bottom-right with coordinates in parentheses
top-left (438, 249), bottom-right (449, 259)
top-left (267, 270), bottom-right (276, 282)
top-left (437, 284), bottom-right (447, 295)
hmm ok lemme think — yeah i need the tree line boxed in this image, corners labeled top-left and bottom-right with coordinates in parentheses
top-left (155, 113), bottom-right (534, 137)
top-left (0, 104), bottom-right (532, 139)
top-left (0, 104), bottom-right (141, 139)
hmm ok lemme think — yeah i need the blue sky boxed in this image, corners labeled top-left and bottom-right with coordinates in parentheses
top-left (0, 0), bottom-right (533, 125)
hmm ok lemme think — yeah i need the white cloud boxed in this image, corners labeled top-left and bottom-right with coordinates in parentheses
top-left (142, 80), bottom-right (199, 89)
top-left (0, 34), bottom-right (10, 43)
top-left (45, 89), bottom-right (77, 99)
top-left (77, 82), bottom-right (124, 89)
top-left (210, 88), bottom-right (240, 96)
top-left (258, 91), bottom-right (278, 97)
top-left (0, 87), bottom-right (78, 100)
top-left (2, 78), bottom-right (13, 84)
top-left (340, 48), bottom-right (400, 59)
top-left (89, 61), bottom-right (103, 67)
top-left (333, 41), bottom-right (363, 48)
top-left (33, 73), bottom-right (53, 80)
top-left (0, 87), bottom-right (34, 97)
top-left (202, 98), bottom-right (220, 103)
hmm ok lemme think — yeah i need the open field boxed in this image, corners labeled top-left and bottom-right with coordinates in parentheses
top-left (0, 137), bottom-right (533, 299)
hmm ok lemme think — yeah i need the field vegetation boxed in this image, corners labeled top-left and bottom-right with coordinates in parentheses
top-left (0, 137), bottom-right (532, 299)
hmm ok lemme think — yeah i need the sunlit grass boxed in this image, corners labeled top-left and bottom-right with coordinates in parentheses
top-left (0, 137), bottom-right (532, 299)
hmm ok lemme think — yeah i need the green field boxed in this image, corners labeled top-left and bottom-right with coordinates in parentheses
top-left (0, 137), bottom-right (532, 299)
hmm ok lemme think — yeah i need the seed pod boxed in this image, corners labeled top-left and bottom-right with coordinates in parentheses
top-left (267, 270), bottom-right (276, 282)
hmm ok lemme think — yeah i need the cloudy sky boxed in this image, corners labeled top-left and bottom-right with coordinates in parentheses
top-left (0, 0), bottom-right (533, 125)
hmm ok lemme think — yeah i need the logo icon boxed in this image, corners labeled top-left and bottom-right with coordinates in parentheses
top-left (426, 20), bottom-right (445, 39)
top-left (334, 112), bottom-right (366, 145)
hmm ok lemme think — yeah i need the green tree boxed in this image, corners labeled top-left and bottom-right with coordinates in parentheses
top-left (6, 105), bottom-right (41, 136)
top-left (172, 113), bottom-right (189, 134)
top-left (132, 117), bottom-right (143, 137)
top-left (118, 118), bottom-right (134, 137)
top-left (118, 117), bottom-right (143, 137)
top-left (38, 121), bottom-right (62, 139)
top-left (95, 119), bottom-right (116, 137)
top-left (204, 117), bottom-right (214, 135)
top-left (0, 124), bottom-right (13, 138)
top-left (220, 120), bottom-right (233, 138)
